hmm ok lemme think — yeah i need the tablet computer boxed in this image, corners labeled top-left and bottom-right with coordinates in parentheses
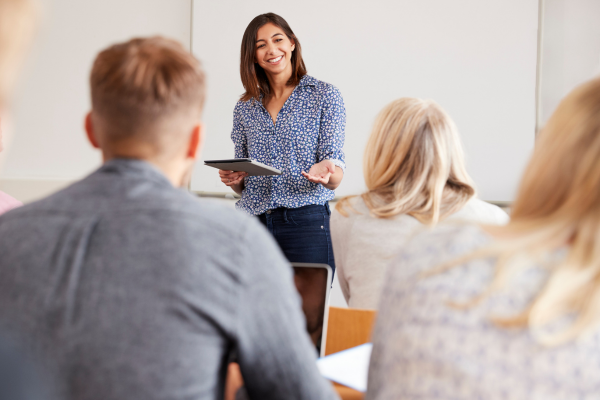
top-left (204, 158), bottom-right (282, 176)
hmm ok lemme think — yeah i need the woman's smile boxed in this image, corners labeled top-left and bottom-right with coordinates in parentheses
top-left (255, 23), bottom-right (295, 75)
top-left (267, 55), bottom-right (283, 64)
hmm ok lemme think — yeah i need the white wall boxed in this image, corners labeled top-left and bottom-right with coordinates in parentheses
top-left (3, 1), bottom-right (600, 204)
top-left (191, 0), bottom-right (538, 202)
top-left (0, 0), bottom-right (191, 202)
top-left (539, 0), bottom-right (600, 126)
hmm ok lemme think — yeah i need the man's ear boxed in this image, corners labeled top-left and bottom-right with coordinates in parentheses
top-left (85, 112), bottom-right (100, 149)
top-left (186, 122), bottom-right (204, 159)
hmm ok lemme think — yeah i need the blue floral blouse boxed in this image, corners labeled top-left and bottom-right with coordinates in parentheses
top-left (231, 75), bottom-right (346, 215)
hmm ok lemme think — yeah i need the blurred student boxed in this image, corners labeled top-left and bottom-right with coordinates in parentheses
top-left (0, 1), bottom-right (45, 400)
top-left (331, 98), bottom-right (507, 309)
top-left (367, 77), bottom-right (600, 399)
top-left (0, 0), bottom-right (34, 215)
top-left (0, 37), bottom-right (338, 400)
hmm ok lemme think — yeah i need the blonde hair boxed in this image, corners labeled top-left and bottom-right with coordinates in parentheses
top-left (0, 0), bottom-right (36, 106)
top-left (90, 37), bottom-right (205, 154)
top-left (337, 98), bottom-right (475, 224)
top-left (434, 77), bottom-right (600, 346)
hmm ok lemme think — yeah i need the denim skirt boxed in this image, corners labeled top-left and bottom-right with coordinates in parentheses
top-left (257, 203), bottom-right (335, 275)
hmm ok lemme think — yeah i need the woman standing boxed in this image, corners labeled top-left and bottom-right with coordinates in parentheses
top-left (219, 13), bottom-right (345, 272)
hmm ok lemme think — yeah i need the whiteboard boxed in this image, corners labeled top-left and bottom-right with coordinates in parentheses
top-left (1, 0), bottom-right (191, 181)
top-left (191, 0), bottom-right (539, 202)
top-left (539, 0), bottom-right (600, 126)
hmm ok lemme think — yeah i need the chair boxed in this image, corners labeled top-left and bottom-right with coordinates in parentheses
top-left (322, 307), bottom-right (377, 400)
top-left (324, 306), bottom-right (377, 356)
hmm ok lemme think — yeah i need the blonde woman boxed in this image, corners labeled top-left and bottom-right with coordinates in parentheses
top-left (366, 77), bottom-right (600, 400)
top-left (331, 98), bottom-right (507, 309)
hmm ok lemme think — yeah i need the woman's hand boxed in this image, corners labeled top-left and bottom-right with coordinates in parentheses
top-left (302, 160), bottom-right (343, 190)
top-left (302, 160), bottom-right (336, 185)
top-left (219, 170), bottom-right (248, 195)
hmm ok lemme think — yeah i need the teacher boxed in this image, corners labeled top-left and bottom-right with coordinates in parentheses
top-left (219, 12), bottom-right (345, 273)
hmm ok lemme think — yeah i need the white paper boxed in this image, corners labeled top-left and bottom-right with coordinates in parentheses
top-left (316, 343), bottom-right (373, 392)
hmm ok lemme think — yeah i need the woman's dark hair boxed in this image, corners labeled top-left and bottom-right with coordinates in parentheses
top-left (240, 13), bottom-right (307, 102)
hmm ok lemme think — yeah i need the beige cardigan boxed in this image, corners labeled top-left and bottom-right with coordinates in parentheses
top-left (330, 196), bottom-right (509, 309)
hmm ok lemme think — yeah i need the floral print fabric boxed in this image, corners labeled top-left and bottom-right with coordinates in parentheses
top-left (231, 75), bottom-right (346, 215)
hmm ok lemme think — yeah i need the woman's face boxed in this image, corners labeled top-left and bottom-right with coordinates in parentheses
top-left (255, 23), bottom-right (295, 77)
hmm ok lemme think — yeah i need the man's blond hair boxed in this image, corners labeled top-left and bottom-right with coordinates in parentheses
top-left (90, 37), bottom-right (205, 155)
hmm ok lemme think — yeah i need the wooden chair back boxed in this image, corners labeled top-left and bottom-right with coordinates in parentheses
top-left (324, 306), bottom-right (377, 356)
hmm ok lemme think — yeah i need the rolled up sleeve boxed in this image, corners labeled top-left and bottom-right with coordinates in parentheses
top-left (317, 86), bottom-right (346, 171)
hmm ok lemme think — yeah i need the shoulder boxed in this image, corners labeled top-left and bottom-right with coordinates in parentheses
top-left (233, 99), bottom-right (256, 119)
top-left (0, 191), bottom-right (22, 214)
top-left (300, 75), bottom-right (343, 101)
top-left (332, 196), bottom-right (422, 236)
top-left (449, 197), bottom-right (509, 225)
top-left (331, 196), bottom-right (363, 233)
top-left (387, 222), bottom-right (492, 286)
top-left (333, 195), bottom-right (366, 216)
top-left (0, 177), bottom-right (255, 243)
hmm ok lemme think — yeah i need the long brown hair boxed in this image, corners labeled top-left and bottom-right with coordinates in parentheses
top-left (337, 98), bottom-right (475, 224)
top-left (239, 13), bottom-right (307, 102)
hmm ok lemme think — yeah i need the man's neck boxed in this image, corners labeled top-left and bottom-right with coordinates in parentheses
top-left (103, 153), bottom-right (189, 188)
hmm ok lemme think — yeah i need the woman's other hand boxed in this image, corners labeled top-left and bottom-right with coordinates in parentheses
top-left (219, 170), bottom-right (248, 195)
top-left (302, 160), bottom-right (335, 185)
top-left (302, 160), bottom-right (343, 190)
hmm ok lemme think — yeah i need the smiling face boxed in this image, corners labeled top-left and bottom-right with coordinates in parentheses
top-left (255, 23), bottom-right (295, 78)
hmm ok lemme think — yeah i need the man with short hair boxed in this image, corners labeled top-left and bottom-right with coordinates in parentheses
top-left (0, 37), bottom-right (338, 400)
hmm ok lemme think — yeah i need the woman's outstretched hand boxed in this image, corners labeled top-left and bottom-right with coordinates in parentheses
top-left (302, 160), bottom-right (336, 185)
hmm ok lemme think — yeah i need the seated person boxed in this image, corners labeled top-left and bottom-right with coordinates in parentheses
top-left (331, 98), bottom-right (508, 309)
top-left (0, 2), bottom-right (44, 400)
top-left (0, 0), bottom-right (33, 217)
top-left (366, 77), bottom-right (600, 399)
top-left (0, 37), bottom-right (338, 400)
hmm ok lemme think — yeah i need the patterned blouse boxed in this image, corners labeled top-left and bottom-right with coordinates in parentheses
top-left (231, 75), bottom-right (346, 215)
top-left (366, 222), bottom-right (600, 400)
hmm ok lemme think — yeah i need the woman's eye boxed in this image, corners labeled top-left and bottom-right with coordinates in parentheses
top-left (257, 44), bottom-right (265, 49)
top-left (275, 38), bottom-right (282, 42)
